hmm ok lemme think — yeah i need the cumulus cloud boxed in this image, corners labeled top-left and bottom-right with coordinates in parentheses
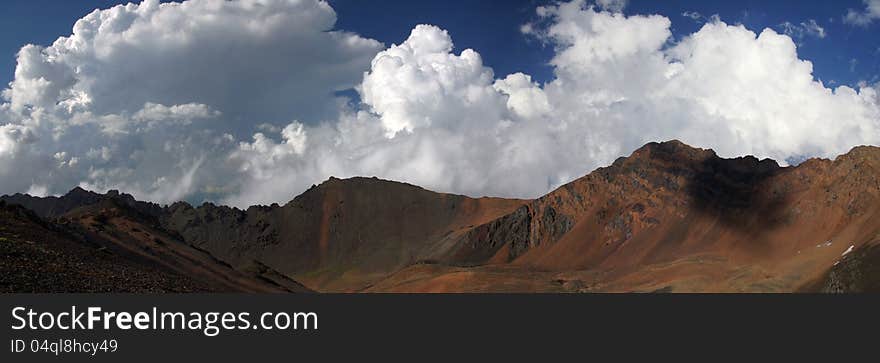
top-left (531, 0), bottom-right (878, 162)
top-left (845, 0), bottom-right (880, 26)
top-left (0, 0), bottom-right (381, 203)
top-left (1, 0), bottom-right (878, 209)
top-left (359, 25), bottom-right (506, 136)
top-left (0, 124), bottom-right (35, 156)
top-left (4, 0), bottom-right (381, 127)
top-left (493, 73), bottom-right (551, 120)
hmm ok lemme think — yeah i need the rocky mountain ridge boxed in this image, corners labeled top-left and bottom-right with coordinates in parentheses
top-left (4, 140), bottom-right (879, 292)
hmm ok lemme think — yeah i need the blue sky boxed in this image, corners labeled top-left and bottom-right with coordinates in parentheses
top-left (2, 0), bottom-right (878, 89)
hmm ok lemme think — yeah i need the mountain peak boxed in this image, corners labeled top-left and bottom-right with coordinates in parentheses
top-left (312, 175), bottom-right (424, 193)
top-left (64, 186), bottom-right (98, 199)
top-left (629, 140), bottom-right (717, 163)
top-left (839, 145), bottom-right (880, 162)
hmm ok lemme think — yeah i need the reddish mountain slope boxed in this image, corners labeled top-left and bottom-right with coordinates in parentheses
top-left (162, 177), bottom-right (526, 291)
top-left (4, 140), bottom-right (879, 293)
top-left (373, 141), bottom-right (880, 292)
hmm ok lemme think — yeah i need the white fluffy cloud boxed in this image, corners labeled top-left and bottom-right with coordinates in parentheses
top-left (524, 0), bottom-right (878, 162)
top-left (845, 0), bottom-right (880, 26)
top-left (1, 0), bottom-right (878, 208)
top-left (4, 0), bottom-right (381, 126)
top-left (359, 25), bottom-right (507, 136)
top-left (0, 124), bottom-right (35, 157)
top-left (0, 0), bottom-right (381, 203)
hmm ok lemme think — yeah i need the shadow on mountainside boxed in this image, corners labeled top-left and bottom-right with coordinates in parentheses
top-left (685, 152), bottom-right (791, 232)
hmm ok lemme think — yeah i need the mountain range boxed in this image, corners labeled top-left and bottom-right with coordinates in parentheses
top-left (2, 140), bottom-right (879, 292)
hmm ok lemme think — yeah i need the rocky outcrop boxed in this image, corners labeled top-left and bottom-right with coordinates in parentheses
top-left (821, 243), bottom-right (880, 293)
